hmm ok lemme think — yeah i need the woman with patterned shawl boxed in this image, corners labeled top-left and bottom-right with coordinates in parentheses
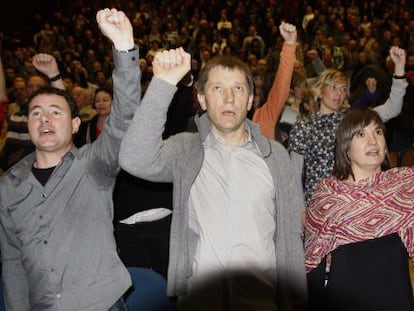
top-left (288, 46), bottom-right (408, 206)
top-left (305, 109), bottom-right (414, 311)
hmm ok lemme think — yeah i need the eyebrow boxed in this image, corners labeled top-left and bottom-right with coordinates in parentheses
top-left (29, 104), bottom-right (65, 112)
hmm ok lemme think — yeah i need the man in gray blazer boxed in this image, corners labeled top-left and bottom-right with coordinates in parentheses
top-left (0, 8), bottom-right (140, 310)
top-left (119, 27), bottom-right (307, 311)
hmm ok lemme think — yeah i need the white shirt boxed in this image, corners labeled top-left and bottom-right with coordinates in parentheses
top-left (188, 130), bottom-right (276, 289)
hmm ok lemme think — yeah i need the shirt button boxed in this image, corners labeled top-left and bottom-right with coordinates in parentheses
top-left (56, 294), bottom-right (61, 298)
top-left (42, 193), bottom-right (47, 198)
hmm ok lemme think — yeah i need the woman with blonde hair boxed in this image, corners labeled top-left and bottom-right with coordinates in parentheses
top-left (288, 47), bottom-right (408, 205)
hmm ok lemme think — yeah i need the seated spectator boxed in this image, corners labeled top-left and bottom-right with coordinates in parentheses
top-left (71, 85), bottom-right (96, 122)
top-left (6, 76), bottom-right (26, 118)
top-left (75, 86), bottom-right (112, 146)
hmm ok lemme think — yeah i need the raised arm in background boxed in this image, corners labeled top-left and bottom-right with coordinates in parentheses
top-left (32, 53), bottom-right (66, 90)
top-left (252, 21), bottom-right (297, 139)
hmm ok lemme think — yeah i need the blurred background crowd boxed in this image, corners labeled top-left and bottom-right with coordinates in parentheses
top-left (0, 0), bottom-right (414, 165)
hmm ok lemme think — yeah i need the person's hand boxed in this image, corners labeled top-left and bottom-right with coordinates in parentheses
top-left (32, 53), bottom-right (59, 78)
top-left (279, 21), bottom-right (297, 45)
top-left (389, 46), bottom-right (406, 76)
top-left (96, 8), bottom-right (134, 51)
top-left (152, 47), bottom-right (191, 86)
top-left (365, 77), bottom-right (377, 93)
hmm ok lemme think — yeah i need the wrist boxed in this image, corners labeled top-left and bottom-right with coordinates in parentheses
top-left (114, 42), bottom-right (135, 52)
top-left (49, 73), bottom-right (61, 82)
top-left (393, 73), bottom-right (406, 79)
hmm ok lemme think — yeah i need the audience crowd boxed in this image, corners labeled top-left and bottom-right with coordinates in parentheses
top-left (0, 0), bottom-right (414, 309)
top-left (1, 0), bottom-right (413, 169)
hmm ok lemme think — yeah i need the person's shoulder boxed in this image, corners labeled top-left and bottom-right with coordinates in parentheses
top-left (0, 158), bottom-right (31, 184)
top-left (290, 117), bottom-right (312, 133)
top-left (267, 138), bottom-right (290, 158)
top-left (267, 137), bottom-right (287, 149)
top-left (166, 130), bottom-right (200, 148)
top-left (383, 166), bottom-right (414, 180)
top-left (315, 174), bottom-right (342, 191)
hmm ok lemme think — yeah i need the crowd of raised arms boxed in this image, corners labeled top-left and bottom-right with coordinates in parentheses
top-left (0, 0), bottom-right (414, 161)
top-left (0, 0), bottom-right (413, 310)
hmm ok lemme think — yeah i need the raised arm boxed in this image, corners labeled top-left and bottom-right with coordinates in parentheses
top-left (96, 8), bottom-right (138, 123)
top-left (91, 8), bottom-right (140, 174)
top-left (32, 53), bottom-right (65, 90)
top-left (374, 46), bottom-right (408, 122)
top-left (119, 48), bottom-right (191, 181)
top-left (252, 22), bottom-right (297, 139)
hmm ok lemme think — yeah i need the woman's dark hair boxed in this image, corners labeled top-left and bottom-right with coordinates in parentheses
top-left (332, 109), bottom-right (390, 180)
top-left (27, 86), bottom-right (78, 118)
top-left (93, 86), bottom-right (113, 109)
top-left (94, 86), bottom-right (113, 98)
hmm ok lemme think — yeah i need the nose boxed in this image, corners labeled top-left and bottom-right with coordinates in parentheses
top-left (367, 133), bottom-right (377, 145)
top-left (223, 88), bottom-right (235, 103)
top-left (40, 112), bottom-right (50, 123)
top-left (335, 88), bottom-right (344, 96)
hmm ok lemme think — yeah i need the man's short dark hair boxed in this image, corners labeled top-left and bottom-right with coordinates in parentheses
top-left (27, 86), bottom-right (79, 118)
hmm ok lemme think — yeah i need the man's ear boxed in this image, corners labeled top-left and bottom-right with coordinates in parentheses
top-left (197, 94), bottom-right (207, 111)
top-left (247, 94), bottom-right (254, 111)
top-left (71, 117), bottom-right (81, 134)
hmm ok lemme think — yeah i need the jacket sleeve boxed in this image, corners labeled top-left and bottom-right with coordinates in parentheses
top-left (119, 77), bottom-right (179, 182)
top-left (290, 151), bottom-right (305, 206)
top-left (252, 43), bottom-right (297, 139)
top-left (0, 220), bottom-right (30, 310)
top-left (88, 47), bottom-right (141, 177)
top-left (273, 145), bottom-right (307, 310)
top-left (373, 77), bottom-right (408, 123)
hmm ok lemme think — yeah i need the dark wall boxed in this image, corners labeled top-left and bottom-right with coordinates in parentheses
top-left (0, 0), bottom-right (56, 46)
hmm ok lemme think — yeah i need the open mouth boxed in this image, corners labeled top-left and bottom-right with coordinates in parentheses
top-left (222, 110), bottom-right (236, 116)
top-left (40, 127), bottom-right (55, 135)
top-left (366, 149), bottom-right (380, 156)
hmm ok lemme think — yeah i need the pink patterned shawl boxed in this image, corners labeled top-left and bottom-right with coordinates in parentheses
top-left (305, 166), bottom-right (414, 272)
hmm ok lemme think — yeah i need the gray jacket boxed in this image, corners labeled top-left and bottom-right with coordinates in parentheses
top-left (119, 77), bottom-right (307, 310)
top-left (0, 48), bottom-right (141, 311)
